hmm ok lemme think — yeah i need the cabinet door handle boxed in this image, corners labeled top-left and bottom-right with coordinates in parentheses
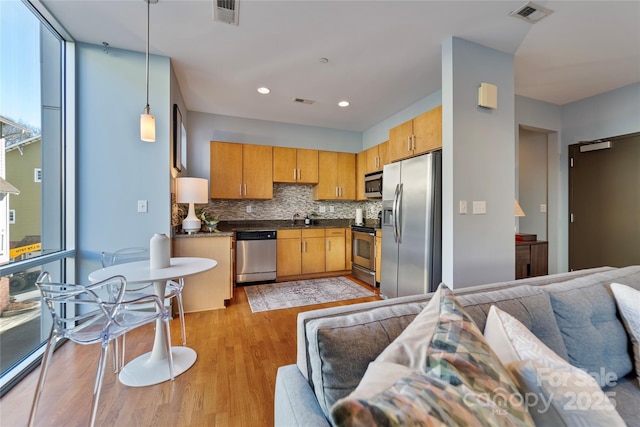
top-left (303, 241), bottom-right (307, 252)
top-left (407, 136), bottom-right (411, 152)
top-left (299, 241), bottom-right (302, 252)
top-left (294, 169), bottom-right (297, 180)
top-left (327, 240), bottom-right (331, 251)
top-left (239, 184), bottom-right (243, 196)
top-left (335, 187), bottom-right (339, 197)
top-left (244, 184), bottom-right (247, 196)
top-left (412, 135), bottom-right (416, 151)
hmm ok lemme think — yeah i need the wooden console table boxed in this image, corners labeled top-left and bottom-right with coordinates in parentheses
top-left (516, 240), bottom-right (548, 279)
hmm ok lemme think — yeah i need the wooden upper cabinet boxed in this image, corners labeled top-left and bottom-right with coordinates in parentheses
top-left (210, 141), bottom-right (243, 199)
top-left (313, 151), bottom-right (355, 200)
top-left (356, 151), bottom-right (367, 201)
top-left (365, 141), bottom-right (389, 173)
top-left (337, 152), bottom-right (356, 200)
top-left (273, 147), bottom-right (318, 184)
top-left (388, 119), bottom-right (414, 162)
top-left (296, 149), bottom-right (319, 183)
top-left (210, 141), bottom-right (272, 199)
top-left (388, 106), bottom-right (442, 162)
top-left (243, 144), bottom-right (273, 199)
top-left (413, 106), bottom-right (442, 156)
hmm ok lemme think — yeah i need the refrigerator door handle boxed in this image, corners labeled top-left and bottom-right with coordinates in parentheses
top-left (396, 183), bottom-right (403, 243)
top-left (392, 184), bottom-right (400, 243)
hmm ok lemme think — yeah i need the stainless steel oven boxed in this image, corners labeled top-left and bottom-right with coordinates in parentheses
top-left (351, 226), bottom-right (376, 286)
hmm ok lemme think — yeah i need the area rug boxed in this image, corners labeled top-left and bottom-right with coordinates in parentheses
top-left (244, 276), bottom-right (376, 313)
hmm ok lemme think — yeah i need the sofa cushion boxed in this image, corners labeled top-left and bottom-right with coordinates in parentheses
top-left (610, 283), bottom-right (640, 386)
top-left (458, 285), bottom-right (568, 360)
top-left (331, 285), bottom-right (534, 427)
top-left (305, 298), bottom-right (428, 418)
top-left (484, 305), bottom-right (624, 426)
top-left (610, 374), bottom-right (640, 425)
top-left (507, 360), bottom-right (624, 427)
top-left (544, 266), bottom-right (640, 380)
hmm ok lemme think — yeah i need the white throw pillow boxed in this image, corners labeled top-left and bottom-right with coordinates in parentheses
top-left (484, 305), bottom-right (625, 427)
top-left (610, 282), bottom-right (640, 386)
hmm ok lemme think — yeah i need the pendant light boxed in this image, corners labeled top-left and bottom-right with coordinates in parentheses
top-left (140, 0), bottom-right (158, 142)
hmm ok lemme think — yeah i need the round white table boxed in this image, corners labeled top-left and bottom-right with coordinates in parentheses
top-left (88, 257), bottom-right (217, 387)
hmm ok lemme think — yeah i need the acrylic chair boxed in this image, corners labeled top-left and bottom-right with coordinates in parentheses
top-left (28, 272), bottom-right (174, 427)
top-left (100, 247), bottom-right (186, 370)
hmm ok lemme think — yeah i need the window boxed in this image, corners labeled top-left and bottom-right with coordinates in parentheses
top-left (0, 1), bottom-right (75, 393)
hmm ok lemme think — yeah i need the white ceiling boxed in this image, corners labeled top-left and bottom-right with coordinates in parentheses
top-left (41, 0), bottom-right (640, 132)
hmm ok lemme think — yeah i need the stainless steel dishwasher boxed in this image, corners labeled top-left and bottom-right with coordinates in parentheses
top-left (235, 230), bottom-right (277, 284)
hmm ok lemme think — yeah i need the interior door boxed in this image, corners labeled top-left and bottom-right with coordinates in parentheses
top-left (569, 133), bottom-right (640, 270)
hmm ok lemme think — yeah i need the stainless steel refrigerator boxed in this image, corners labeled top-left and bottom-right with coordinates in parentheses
top-left (381, 151), bottom-right (442, 298)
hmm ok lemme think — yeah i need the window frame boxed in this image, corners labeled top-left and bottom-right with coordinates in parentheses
top-left (0, 0), bottom-right (76, 394)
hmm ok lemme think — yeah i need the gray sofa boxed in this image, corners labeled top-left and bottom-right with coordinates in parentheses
top-left (274, 266), bottom-right (640, 426)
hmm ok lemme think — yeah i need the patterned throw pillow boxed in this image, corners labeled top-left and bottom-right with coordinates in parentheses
top-left (484, 305), bottom-right (625, 427)
top-left (330, 284), bottom-right (534, 427)
top-left (610, 283), bottom-right (640, 386)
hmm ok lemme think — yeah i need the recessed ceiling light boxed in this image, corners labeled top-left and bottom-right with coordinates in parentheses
top-left (257, 87), bottom-right (271, 95)
top-left (338, 100), bottom-right (350, 108)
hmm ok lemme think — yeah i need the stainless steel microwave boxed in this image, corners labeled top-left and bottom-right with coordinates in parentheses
top-left (364, 171), bottom-right (383, 198)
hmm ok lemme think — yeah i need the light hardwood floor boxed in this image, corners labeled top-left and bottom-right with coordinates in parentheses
top-left (1, 277), bottom-right (380, 427)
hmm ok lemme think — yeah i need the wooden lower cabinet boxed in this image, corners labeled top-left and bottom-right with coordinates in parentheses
top-left (276, 228), bottom-right (348, 279)
top-left (276, 229), bottom-right (302, 277)
top-left (325, 228), bottom-right (346, 272)
top-left (516, 241), bottom-right (548, 279)
top-left (172, 236), bottom-right (233, 312)
top-left (302, 230), bottom-right (325, 274)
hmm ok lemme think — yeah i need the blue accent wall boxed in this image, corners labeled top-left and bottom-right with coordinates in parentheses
top-left (76, 43), bottom-right (171, 282)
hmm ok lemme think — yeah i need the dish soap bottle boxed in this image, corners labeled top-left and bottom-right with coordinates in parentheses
top-left (305, 215), bottom-right (311, 225)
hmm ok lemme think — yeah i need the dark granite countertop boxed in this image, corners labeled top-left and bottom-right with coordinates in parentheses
top-left (174, 219), bottom-right (381, 238)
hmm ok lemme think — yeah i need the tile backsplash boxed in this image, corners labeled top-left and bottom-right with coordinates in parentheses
top-left (180, 184), bottom-right (382, 222)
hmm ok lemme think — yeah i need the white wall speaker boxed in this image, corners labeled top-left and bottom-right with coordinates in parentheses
top-left (478, 82), bottom-right (498, 109)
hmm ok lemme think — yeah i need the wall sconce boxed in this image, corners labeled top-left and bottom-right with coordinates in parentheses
top-left (177, 177), bottom-right (209, 234)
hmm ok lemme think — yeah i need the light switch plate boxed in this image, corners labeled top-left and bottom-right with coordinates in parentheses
top-left (473, 201), bottom-right (486, 215)
top-left (319, 206), bottom-right (326, 213)
top-left (246, 205), bottom-right (252, 213)
top-left (137, 200), bottom-right (148, 213)
top-left (459, 200), bottom-right (467, 214)
top-left (540, 204), bottom-right (547, 213)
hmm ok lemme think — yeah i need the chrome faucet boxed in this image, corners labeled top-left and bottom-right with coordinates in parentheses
top-left (292, 212), bottom-right (300, 224)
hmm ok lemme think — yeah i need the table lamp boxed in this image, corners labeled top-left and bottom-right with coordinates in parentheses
top-left (177, 177), bottom-right (209, 234)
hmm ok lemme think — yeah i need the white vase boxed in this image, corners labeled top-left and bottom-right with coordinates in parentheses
top-left (150, 233), bottom-right (170, 269)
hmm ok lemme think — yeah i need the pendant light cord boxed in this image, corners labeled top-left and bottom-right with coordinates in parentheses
top-left (145, 0), bottom-right (150, 111)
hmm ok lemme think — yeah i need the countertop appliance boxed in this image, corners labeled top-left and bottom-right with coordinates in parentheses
top-left (364, 171), bottom-right (383, 199)
top-left (381, 151), bottom-right (442, 298)
top-left (351, 225), bottom-right (377, 287)
top-left (236, 230), bottom-right (277, 284)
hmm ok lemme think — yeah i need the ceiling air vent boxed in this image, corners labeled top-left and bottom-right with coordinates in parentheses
top-left (213, 0), bottom-right (239, 26)
top-left (293, 98), bottom-right (315, 105)
top-left (509, 1), bottom-right (553, 24)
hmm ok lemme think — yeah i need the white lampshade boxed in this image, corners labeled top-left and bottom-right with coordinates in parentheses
top-left (176, 177), bottom-right (209, 203)
top-left (140, 112), bottom-right (156, 142)
top-left (514, 199), bottom-right (526, 217)
top-left (177, 177), bottom-right (209, 234)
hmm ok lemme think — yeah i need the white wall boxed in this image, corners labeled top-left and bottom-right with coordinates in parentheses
top-left (76, 43), bottom-right (172, 282)
top-left (186, 111), bottom-right (362, 181)
top-left (515, 96), bottom-right (562, 273)
top-left (519, 129), bottom-right (548, 241)
top-left (442, 37), bottom-right (515, 288)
